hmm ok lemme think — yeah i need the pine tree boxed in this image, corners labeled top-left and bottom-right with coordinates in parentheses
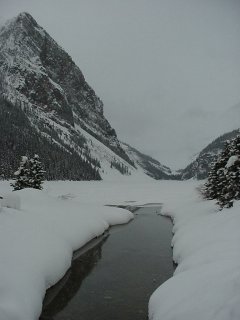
top-left (11, 155), bottom-right (45, 191)
top-left (28, 154), bottom-right (45, 190)
top-left (217, 136), bottom-right (240, 208)
top-left (203, 136), bottom-right (240, 209)
top-left (11, 156), bottom-right (31, 191)
top-left (203, 140), bottom-right (231, 200)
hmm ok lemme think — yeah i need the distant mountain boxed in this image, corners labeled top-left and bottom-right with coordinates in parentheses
top-left (121, 143), bottom-right (172, 179)
top-left (180, 129), bottom-right (240, 180)
top-left (0, 12), bottom-right (170, 180)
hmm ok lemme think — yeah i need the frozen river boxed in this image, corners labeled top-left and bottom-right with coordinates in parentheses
top-left (40, 205), bottom-right (174, 320)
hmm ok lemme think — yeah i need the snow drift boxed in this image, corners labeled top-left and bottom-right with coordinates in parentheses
top-left (0, 186), bottom-right (132, 320)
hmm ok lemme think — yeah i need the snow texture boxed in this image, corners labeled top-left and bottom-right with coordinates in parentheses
top-left (226, 155), bottom-right (239, 168)
top-left (0, 179), bottom-right (239, 320)
top-left (1, 193), bottom-right (21, 210)
top-left (149, 181), bottom-right (240, 320)
top-left (0, 182), bottom-right (133, 320)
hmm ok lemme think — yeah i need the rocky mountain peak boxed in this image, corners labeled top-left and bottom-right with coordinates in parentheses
top-left (0, 12), bottom-right (109, 131)
top-left (0, 12), bottom-right (172, 181)
top-left (14, 11), bottom-right (39, 27)
top-left (0, 12), bottom-right (136, 176)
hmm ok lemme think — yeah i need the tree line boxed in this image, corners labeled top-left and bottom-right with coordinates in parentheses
top-left (0, 97), bottom-right (101, 181)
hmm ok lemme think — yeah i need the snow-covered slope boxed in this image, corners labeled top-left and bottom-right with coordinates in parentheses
top-left (180, 129), bottom-right (240, 180)
top-left (0, 12), bottom-right (170, 180)
top-left (121, 142), bottom-right (172, 179)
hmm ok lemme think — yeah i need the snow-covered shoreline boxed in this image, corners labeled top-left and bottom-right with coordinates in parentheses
top-left (1, 179), bottom-right (240, 320)
top-left (149, 182), bottom-right (240, 320)
top-left (0, 182), bottom-right (134, 320)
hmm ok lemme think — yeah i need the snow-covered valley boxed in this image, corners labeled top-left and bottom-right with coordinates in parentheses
top-left (0, 3), bottom-right (240, 320)
top-left (1, 180), bottom-right (240, 320)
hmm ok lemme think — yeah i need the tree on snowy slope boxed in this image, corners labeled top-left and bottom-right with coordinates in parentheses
top-left (203, 140), bottom-right (231, 200)
top-left (203, 136), bottom-right (240, 208)
top-left (28, 155), bottom-right (45, 189)
top-left (11, 155), bottom-right (45, 191)
top-left (11, 156), bottom-right (31, 191)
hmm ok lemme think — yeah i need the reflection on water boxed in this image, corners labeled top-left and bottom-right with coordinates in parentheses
top-left (40, 206), bottom-right (173, 320)
top-left (40, 235), bottom-right (108, 319)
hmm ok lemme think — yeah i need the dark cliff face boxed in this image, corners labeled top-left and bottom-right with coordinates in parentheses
top-left (0, 12), bottom-right (119, 146)
top-left (0, 12), bottom-right (74, 125)
top-left (0, 12), bottom-right (172, 180)
top-left (0, 12), bottom-right (134, 170)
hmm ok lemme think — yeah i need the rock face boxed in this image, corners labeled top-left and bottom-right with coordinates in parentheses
top-left (180, 129), bottom-right (240, 180)
top-left (0, 12), bottom-right (121, 150)
top-left (0, 12), bottom-right (171, 180)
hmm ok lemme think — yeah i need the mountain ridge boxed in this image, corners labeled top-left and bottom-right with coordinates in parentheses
top-left (0, 12), bottom-right (172, 180)
top-left (180, 129), bottom-right (240, 180)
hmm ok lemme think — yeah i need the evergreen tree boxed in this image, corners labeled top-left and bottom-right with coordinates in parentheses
top-left (11, 156), bottom-right (31, 191)
top-left (11, 155), bottom-right (45, 191)
top-left (203, 140), bottom-right (231, 200)
top-left (28, 154), bottom-right (45, 190)
top-left (203, 136), bottom-right (240, 209)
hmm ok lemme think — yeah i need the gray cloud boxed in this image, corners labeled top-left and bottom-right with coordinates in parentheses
top-left (1, 0), bottom-right (240, 169)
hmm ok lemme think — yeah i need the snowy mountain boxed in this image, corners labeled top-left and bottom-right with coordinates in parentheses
top-left (180, 129), bottom-right (240, 180)
top-left (0, 12), bottom-right (171, 180)
top-left (121, 142), bottom-right (172, 179)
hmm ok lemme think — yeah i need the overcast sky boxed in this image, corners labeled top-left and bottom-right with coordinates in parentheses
top-left (1, 0), bottom-right (240, 169)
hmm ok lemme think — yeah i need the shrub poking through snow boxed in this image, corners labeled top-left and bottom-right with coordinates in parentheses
top-left (203, 136), bottom-right (240, 208)
top-left (11, 155), bottom-right (45, 191)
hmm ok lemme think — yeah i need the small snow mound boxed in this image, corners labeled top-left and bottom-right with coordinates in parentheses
top-left (21, 156), bottom-right (28, 164)
top-left (226, 155), bottom-right (239, 168)
top-left (2, 193), bottom-right (21, 210)
top-left (58, 193), bottom-right (76, 200)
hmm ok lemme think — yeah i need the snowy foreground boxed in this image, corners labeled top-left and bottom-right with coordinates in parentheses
top-left (0, 180), bottom-right (240, 320)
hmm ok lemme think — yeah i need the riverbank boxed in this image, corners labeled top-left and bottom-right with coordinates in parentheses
top-left (149, 183), bottom-right (240, 320)
top-left (40, 205), bottom-right (173, 320)
top-left (0, 182), bottom-right (134, 320)
top-left (0, 179), bottom-right (189, 320)
top-left (1, 179), bottom-right (239, 320)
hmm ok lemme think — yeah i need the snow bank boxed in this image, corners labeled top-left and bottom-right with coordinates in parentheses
top-left (149, 182), bottom-right (240, 320)
top-left (0, 185), bottom-right (133, 320)
top-left (1, 193), bottom-right (21, 210)
top-left (1, 179), bottom-right (240, 320)
top-left (226, 155), bottom-right (239, 168)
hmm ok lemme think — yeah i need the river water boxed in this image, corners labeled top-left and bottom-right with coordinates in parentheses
top-left (40, 205), bottom-right (174, 320)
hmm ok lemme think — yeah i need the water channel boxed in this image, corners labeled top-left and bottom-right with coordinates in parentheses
top-left (40, 205), bottom-right (174, 320)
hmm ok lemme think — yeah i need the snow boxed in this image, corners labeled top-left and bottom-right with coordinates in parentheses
top-left (1, 193), bottom-right (21, 210)
top-left (21, 156), bottom-right (28, 164)
top-left (74, 122), bottom-right (152, 181)
top-left (226, 155), bottom-right (239, 168)
top-left (149, 181), bottom-right (240, 320)
top-left (34, 26), bottom-right (45, 38)
top-left (0, 179), bottom-right (240, 319)
top-left (120, 141), bottom-right (171, 176)
top-left (0, 181), bottom-right (133, 320)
